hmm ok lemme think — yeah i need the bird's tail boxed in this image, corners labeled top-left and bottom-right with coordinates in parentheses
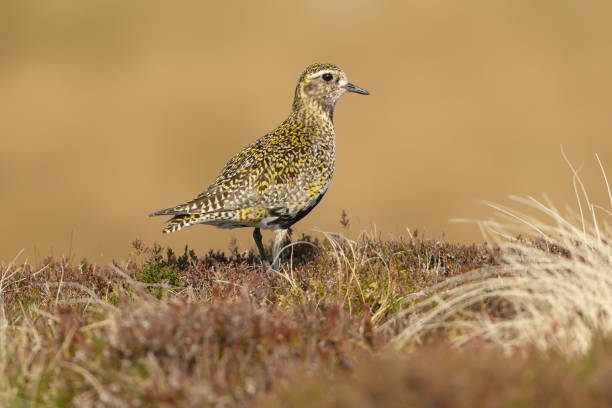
top-left (162, 213), bottom-right (207, 234)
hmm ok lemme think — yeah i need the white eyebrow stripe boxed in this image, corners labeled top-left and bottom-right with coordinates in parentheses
top-left (309, 70), bottom-right (335, 78)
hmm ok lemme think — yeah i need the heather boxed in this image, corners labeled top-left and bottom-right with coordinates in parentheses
top-left (1, 230), bottom-right (498, 406)
top-left (2, 175), bottom-right (611, 407)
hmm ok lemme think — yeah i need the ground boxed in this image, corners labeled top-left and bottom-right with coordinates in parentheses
top-left (1, 226), bottom-right (612, 407)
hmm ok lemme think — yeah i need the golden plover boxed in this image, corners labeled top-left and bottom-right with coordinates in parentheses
top-left (149, 63), bottom-right (369, 266)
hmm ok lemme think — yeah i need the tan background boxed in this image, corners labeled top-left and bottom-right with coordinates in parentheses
top-left (2, 0), bottom-right (612, 263)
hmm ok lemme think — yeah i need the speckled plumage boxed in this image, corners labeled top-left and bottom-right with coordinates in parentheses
top-left (149, 62), bottom-right (368, 264)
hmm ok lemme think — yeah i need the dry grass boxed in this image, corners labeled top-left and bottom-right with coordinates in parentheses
top-left (389, 156), bottom-right (612, 357)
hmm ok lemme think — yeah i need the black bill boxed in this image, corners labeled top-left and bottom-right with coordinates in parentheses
top-left (345, 82), bottom-right (370, 95)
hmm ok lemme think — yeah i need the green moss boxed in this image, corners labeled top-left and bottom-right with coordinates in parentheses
top-left (135, 263), bottom-right (181, 298)
top-left (136, 263), bottom-right (181, 286)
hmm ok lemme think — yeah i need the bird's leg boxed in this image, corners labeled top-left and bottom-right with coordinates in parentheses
top-left (253, 228), bottom-right (269, 265)
top-left (271, 229), bottom-right (288, 269)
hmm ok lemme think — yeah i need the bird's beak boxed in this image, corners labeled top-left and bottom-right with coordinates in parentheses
top-left (345, 82), bottom-right (370, 95)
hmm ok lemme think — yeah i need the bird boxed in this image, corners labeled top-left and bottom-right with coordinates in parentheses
top-left (149, 62), bottom-right (369, 267)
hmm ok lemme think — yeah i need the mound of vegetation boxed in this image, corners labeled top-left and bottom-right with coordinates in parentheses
top-left (2, 180), bottom-right (611, 407)
top-left (1, 230), bottom-right (499, 407)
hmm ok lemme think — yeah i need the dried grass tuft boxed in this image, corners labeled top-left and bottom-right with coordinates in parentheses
top-left (390, 155), bottom-right (612, 357)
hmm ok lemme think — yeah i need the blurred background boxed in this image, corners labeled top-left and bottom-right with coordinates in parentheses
top-left (2, 0), bottom-right (612, 263)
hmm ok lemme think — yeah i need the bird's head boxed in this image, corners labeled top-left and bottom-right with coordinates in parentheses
top-left (292, 63), bottom-right (369, 114)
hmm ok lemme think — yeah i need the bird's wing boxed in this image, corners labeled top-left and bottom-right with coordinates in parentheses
top-left (149, 122), bottom-right (305, 217)
top-left (203, 131), bottom-right (299, 198)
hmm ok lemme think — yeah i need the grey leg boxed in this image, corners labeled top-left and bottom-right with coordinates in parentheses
top-left (271, 229), bottom-right (288, 268)
top-left (253, 228), bottom-right (269, 264)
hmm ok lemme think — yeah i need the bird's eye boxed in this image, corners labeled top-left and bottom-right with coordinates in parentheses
top-left (322, 73), bottom-right (333, 82)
